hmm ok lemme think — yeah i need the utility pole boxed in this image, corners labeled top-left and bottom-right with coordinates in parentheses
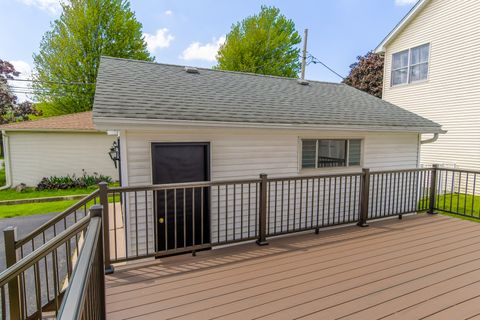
top-left (300, 28), bottom-right (308, 80)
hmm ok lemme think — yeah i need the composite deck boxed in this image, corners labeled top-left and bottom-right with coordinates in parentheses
top-left (105, 214), bottom-right (480, 320)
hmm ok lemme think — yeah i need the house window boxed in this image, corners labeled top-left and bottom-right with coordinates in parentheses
top-left (391, 43), bottom-right (429, 86)
top-left (301, 139), bottom-right (362, 169)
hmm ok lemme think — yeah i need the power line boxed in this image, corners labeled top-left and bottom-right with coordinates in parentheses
top-left (7, 78), bottom-right (94, 86)
top-left (306, 52), bottom-right (345, 80)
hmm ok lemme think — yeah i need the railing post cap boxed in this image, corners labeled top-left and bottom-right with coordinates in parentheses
top-left (3, 226), bottom-right (17, 236)
top-left (89, 204), bottom-right (103, 217)
top-left (98, 181), bottom-right (108, 187)
top-left (433, 164), bottom-right (439, 168)
top-left (362, 168), bottom-right (370, 172)
top-left (260, 173), bottom-right (268, 178)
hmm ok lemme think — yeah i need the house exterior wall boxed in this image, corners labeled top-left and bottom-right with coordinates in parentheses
top-left (382, 0), bottom-right (480, 169)
top-left (121, 126), bottom-right (420, 255)
top-left (5, 131), bottom-right (118, 186)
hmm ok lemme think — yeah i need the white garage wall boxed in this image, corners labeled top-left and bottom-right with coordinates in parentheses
top-left (5, 131), bottom-right (118, 186)
top-left (120, 126), bottom-right (420, 255)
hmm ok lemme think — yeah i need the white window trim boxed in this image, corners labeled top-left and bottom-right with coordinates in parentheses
top-left (391, 43), bottom-right (430, 87)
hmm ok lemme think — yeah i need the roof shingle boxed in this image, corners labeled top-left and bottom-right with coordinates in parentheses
top-left (93, 56), bottom-right (442, 133)
top-left (0, 111), bottom-right (96, 131)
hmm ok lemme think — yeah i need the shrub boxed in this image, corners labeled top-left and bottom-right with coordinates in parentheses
top-left (37, 170), bottom-right (112, 190)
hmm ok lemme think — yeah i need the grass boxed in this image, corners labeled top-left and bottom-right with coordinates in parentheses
top-left (0, 199), bottom-right (81, 219)
top-left (0, 183), bottom-right (119, 219)
top-left (0, 186), bottom-right (98, 201)
top-left (419, 193), bottom-right (480, 222)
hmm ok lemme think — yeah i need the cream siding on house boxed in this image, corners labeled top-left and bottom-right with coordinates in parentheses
top-left (382, 0), bottom-right (480, 169)
top-left (122, 127), bottom-right (419, 255)
top-left (5, 131), bottom-right (118, 186)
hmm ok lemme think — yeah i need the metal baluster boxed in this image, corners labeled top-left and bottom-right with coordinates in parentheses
top-left (304, 179), bottom-right (308, 229)
top-left (287, 180), bottom-right (291, 232)
top-left (225, 185), bottom-right (229, 242)
top-left (248, 184), bottom-right (251, 238)
top-left (233, 184), bottom-right (236, 240)
top-left (113, 192), bottom-right (118, 260)
top-left (464, 173), bottom-right (469, 215)
top-left (275, 181), bottom-right (278, 235)
top-left (124, 192), bottom-right (129, 259)
top-left (218, 186), bottom-right (220, 243)
top-left (164, 189), bottom-right (168, 252)
top-left (322, 178), bottom-right (326, 227)
top-left (281, 181), bottom-right (285, 234)
top-left (450, 171), bottom-right (455, 212)
top-left (333, 177), bottom-right (337, 225)
top-left (134, 191), bottom-right (139, 257)
top-left (174, 189), bottom-right (177, 249)
top-left (34, 263), bottom-right (42, 319)
top-left (328, 177), bottom-right (332, 226)
top-left (201, 187), bottom-right (204, 244)
top-left (457, 172), bottom-right (462, 213)
top-left (338, 176), bottom-right (342, 223)
top-left (192, 188), bottom-right (196, 255)
top-left (472, 174), bottom-right (477, 216)
top-left (145, 190), bottom-right (149, 255)
top-left (183, 188), bottom-right (186, 248)
top-left (241, 184), bottom-right (244, 239)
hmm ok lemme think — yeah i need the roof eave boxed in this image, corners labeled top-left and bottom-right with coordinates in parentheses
top-left (375, 0), bottom-right (430, 53)
top-left (93, 116), bottom-right (445, 134)
top-left (0, 128), bottom-right (102, 133)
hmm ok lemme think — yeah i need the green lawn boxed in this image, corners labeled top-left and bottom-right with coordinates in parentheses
top-left (0, 199), bottom-right (81, 219)
top-left (419, 193), bottom-right (480, 222)
top-left (0, 186), bottom-right (97, 201)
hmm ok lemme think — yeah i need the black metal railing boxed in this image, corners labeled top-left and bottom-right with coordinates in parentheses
top-left (368, 168), bottom-right (433, 220)
top-left (58, 205), bottom-right (105, 320)
top-left (0, 215), bottom-right (91, 319)
top-left (5, 165), bottom-right (480, 319)
top-left (266, 173), bottom-right (361, 237)
top-left (432, 167), bottom-right (480, 219)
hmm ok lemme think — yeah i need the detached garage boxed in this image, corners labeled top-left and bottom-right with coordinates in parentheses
top-left (0, 111), bottom-right (118, 187)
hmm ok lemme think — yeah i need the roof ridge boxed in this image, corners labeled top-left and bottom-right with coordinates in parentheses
top-left (100, 56), bottom-right (344, 86)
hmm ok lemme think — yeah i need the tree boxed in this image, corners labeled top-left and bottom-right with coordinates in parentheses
top-left (33, 0), bottom-right (153, 116)
top-left (343, 51), bottom-right (384, 98)
top-left (0, 59), bottom-right (40, 124)
top-left (216, 6), bottom-right (301, 78)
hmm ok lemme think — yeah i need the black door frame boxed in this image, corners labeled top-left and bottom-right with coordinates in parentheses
top-left (151, 142), bottom-right (211, 255)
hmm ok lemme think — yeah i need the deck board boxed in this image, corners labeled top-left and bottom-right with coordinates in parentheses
top-left (106, 214), bottom-right (480, 319)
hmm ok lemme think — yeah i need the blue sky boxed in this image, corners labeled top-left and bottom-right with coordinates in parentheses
top-left (2, 0), bottom-right (416, 90)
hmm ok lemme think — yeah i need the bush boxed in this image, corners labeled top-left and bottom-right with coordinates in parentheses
top-left (37, 170), bottom-right (112, 190)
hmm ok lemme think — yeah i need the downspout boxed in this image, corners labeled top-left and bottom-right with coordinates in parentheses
top-left (1, 130), bottom-right (13, 190)
top-left (420, 133), bottom-right (439, 145)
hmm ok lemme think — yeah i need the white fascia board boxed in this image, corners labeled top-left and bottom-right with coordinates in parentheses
top-left (93, 117), bottom-right (445, 134)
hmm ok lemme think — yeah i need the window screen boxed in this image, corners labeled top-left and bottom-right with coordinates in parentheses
top-left (301, 139), bottom-right (362, 169)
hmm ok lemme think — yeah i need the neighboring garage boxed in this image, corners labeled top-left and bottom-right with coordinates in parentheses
top-left (0, 111), bottom-right (118, 187)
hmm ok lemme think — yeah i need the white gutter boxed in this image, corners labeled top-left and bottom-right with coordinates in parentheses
top-left (1, 130), bottom-right (12, 190)
top-left (93, 117), bottom-right (446, 134)
top-left (420, 133), bottom-right (439, 144)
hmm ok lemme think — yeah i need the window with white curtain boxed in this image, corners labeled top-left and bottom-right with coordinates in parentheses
top-left (391, 43), bottom-right (430, 86)
top-left (301, 139), bottom-right (362, 169)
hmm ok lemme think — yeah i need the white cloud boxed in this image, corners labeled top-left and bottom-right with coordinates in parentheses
top-left (180, 36), bottom-right (226, 62)
top-left (395, 0), bottom-right (418, 6)
top-left (8, 60), bottom-right (33, 102)
top-left (143, 28), bottom-right (174, 53)
top-left (17, 0), bottom-right (61, 14)
top-left (164, 10), bottom-right (173, 16)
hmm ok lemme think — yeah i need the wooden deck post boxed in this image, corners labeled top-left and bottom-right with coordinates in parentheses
top-left (256, 173), bottom-right (269, 246)
top-left (428, 164), bottom-right (439, 214)
top-left (3, 226), bottom-right (22, 319)
top-left (357, 168), bottom-right (370, 227)
top-left (99, 182), bottom-right (114, 274)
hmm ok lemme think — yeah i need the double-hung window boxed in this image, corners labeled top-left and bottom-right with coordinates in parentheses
top-left (391, 43), bottom-right (429, 86)
top-left (301, 139), bottom-right (362, 169)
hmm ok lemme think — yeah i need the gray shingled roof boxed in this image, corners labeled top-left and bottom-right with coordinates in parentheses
top-left (93, 56), bottom-right (442, 132)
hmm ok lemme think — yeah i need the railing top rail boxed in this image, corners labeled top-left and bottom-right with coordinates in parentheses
top-left (107, 178), bottom-right (262, 193)
top-left (437, 167), bottom-right (480, 175)
top-left (15, 189), bottom-right (99, 248)
top-left (0, 215), bottom-right (90, 287)
top-left (57, 216), bottom-right (101, 320)
top-left (370, 167), bottom-right (433, 175)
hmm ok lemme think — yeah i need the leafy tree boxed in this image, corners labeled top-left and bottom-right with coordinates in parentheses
top-left (0, 59), bottom-right (40, 124)
top-left (343, 51), bottom-right (384, 98)
top-left (216, 6), bottom-right (301, 78)
top-left (33, 0), bottom-right (153, 116)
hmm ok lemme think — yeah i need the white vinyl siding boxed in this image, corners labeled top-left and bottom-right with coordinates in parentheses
top-left (122, 127), bottom-right (419, 254)
top-left (5, 131), bottom-right (118, 186)
top-left (382, 0), bottom-right (480, 171)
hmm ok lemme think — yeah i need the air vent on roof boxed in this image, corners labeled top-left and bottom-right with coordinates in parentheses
top-left (297, 79), bottom-right (309, 85)
top-left (185, 66), bottom-right (199, 74)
